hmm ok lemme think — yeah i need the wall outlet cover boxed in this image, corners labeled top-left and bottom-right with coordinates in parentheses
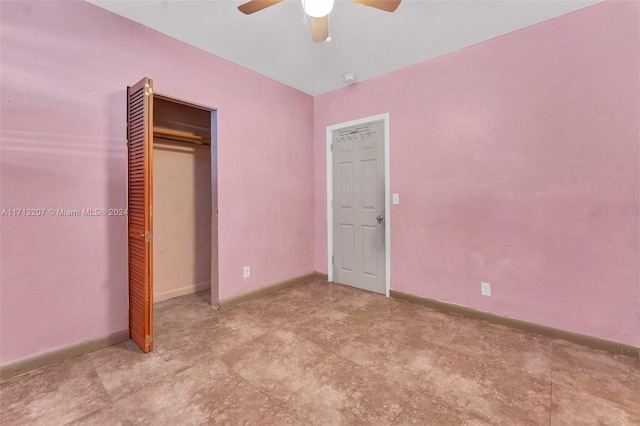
top-left (481, 282), bottom-right (491, 296)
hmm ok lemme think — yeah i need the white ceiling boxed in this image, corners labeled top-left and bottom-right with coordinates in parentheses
top-left (89, 0), bottom-right (601, 95)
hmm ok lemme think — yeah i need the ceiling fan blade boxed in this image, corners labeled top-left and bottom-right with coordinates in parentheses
top-left (311, 15), bottom-right (329, 43)
top-left (350, 0), bottom-right (401, 12)
top-left (237, 0), bottom-right (284, 15)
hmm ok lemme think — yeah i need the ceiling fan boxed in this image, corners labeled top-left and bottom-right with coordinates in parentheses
top-left (237, 0), bottom-right (402, 42)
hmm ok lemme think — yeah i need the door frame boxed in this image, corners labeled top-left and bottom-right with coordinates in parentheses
top-left (326, 113), bottom-right (390, 296)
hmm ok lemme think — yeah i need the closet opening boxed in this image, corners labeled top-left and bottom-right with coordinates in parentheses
top-left (152, 95), bottom-right (217, 304)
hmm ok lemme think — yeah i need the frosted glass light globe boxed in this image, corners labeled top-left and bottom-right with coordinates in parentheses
top-left (301, 0), bottom-right (334, 18)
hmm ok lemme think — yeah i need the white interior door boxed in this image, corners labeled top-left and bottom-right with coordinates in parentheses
top-left (332, 121), bottom-right (385, 294)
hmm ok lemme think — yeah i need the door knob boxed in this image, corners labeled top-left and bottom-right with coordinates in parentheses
top-left (377, 215), bottom-right (384, 223)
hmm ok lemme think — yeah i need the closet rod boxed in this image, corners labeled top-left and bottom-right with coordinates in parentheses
top-left (153, 134), bottom-right (210, 147)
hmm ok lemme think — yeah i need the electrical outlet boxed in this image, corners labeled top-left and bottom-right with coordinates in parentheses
top-left (481, 282), bottom-right (491, 296)
top-left (243, 266), bottom-right (250, 279)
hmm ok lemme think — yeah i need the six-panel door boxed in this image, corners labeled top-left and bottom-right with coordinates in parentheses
top-left (332, 120), bottom-right (385, 294)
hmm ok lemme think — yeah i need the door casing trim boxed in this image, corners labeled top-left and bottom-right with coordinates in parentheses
top-left (326, 113), bottom-right (390, 297)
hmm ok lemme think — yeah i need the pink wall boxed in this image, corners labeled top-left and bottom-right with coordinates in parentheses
top-left (314, 1), bottom-right (640, 347)
top-left (0, 0), bottom-right (314, 365)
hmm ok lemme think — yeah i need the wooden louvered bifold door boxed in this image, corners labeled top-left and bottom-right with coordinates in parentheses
top-left (127, 77), bottom-right (154, 352)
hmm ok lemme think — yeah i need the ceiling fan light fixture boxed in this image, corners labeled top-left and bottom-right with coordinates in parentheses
top-left (301, 0), bottom-right (334, 18)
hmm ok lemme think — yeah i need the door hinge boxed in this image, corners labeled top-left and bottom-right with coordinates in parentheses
top-left (141, 231), bottom-right (153, 243)
top-left (332, 255), bottom-right (334, 265)
top-left (330, 143), bottom-right (333, 151)
top-left (144, 83), bottom-right (152, 96)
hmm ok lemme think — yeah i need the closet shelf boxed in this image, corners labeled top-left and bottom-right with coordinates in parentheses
top-left (153, 127), bottom-right (211, 145)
